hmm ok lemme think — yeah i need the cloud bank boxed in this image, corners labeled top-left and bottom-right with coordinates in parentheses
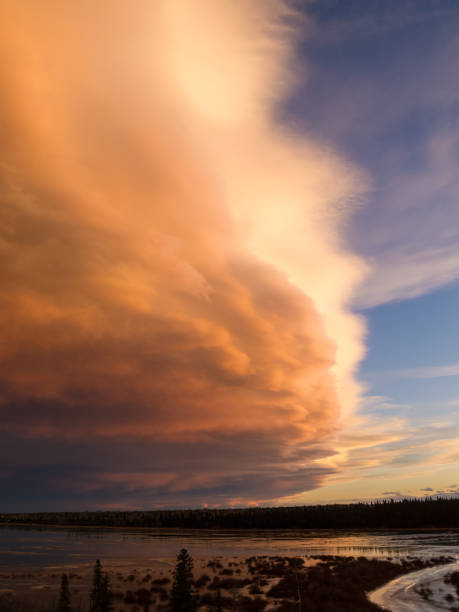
top-left (0, 0), bottom-right (366, 509)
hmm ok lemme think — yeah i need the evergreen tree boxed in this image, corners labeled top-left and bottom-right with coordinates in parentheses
top-left (90, 559), bottom-right (102, 612)
top-left (57, 573), bottom-right (71, 612)
top-left (99, 573), bottom-right (113, 612)
top-left (90, 559), bottom-right (112, 612)
top-left (170, 549), bottom-right (196, 612)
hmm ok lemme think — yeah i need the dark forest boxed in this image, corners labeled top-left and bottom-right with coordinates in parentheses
top-left (1, 498), bottom-right (458, 530)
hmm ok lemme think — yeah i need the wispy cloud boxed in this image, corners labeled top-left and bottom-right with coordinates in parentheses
top-left (371, 362), bottom-right (459, 381)
top-left (293, 391), bottom-right (459, 503)
top-left (355, 124), bottom-right (459, 308)
top-left (300, 7), bottom-right (459, 310)
top-left (397, 363), bottom-right (459, 379)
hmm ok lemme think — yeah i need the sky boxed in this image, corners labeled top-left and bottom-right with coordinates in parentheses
top-left (0, 0), bottom-right (459, 511)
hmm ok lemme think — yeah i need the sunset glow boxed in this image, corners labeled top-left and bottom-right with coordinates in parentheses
top-left (1, 0), bottom-right (459, 510)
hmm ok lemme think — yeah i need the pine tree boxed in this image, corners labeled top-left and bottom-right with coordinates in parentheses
top-left (90, 560), bottom-right (102, 612)
top-left (170, 549), bottom-right (196, 612)
top-left (90, 560), bottom-right (112, 612)
top-left (99, 573), bottom-right (113, 612)
top-left (57, 573), bottom-right (71, 612)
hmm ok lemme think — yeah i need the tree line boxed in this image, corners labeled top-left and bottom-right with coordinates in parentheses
top-left (1, 498), bottom-right (458, 530)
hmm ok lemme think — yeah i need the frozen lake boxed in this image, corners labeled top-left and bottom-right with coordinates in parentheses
top-left (1, 525), bottom-right (458, 567)
top-left (1, 526), bottom-right (459, 610)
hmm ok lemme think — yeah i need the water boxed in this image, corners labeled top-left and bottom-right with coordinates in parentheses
top-left (0, 525), bottom-right (458, 567)
top-left (369, 561), bottom-right (459, 611)
top-left (1, 526), bottom-right (458, 610)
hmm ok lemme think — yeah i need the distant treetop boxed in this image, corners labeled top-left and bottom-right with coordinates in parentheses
top-left (1, 497), bottom-right (458, 530)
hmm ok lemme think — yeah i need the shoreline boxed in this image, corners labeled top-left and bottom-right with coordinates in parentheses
top-left (369, 560), bottom-right (459, 611)
top-left (0, 553), bottom-right (456, 611)
top-left (2, 522), bottom-right (459, 533)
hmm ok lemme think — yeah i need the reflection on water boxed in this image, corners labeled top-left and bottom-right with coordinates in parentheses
top-left (0, 526), bottom-right (458, 567)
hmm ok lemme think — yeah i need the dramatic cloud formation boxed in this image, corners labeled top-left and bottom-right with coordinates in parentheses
top-left (0, 1), bottom-right (366, 509)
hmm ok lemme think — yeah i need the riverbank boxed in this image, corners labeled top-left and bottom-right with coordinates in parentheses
top-left (369, 560), bottom-right (459, 611)
top-left (0, 554), bottom-right (455, 611)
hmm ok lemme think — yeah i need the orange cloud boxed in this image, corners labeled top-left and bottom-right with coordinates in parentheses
top-left (0, 1), bottom-right (366, 507)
